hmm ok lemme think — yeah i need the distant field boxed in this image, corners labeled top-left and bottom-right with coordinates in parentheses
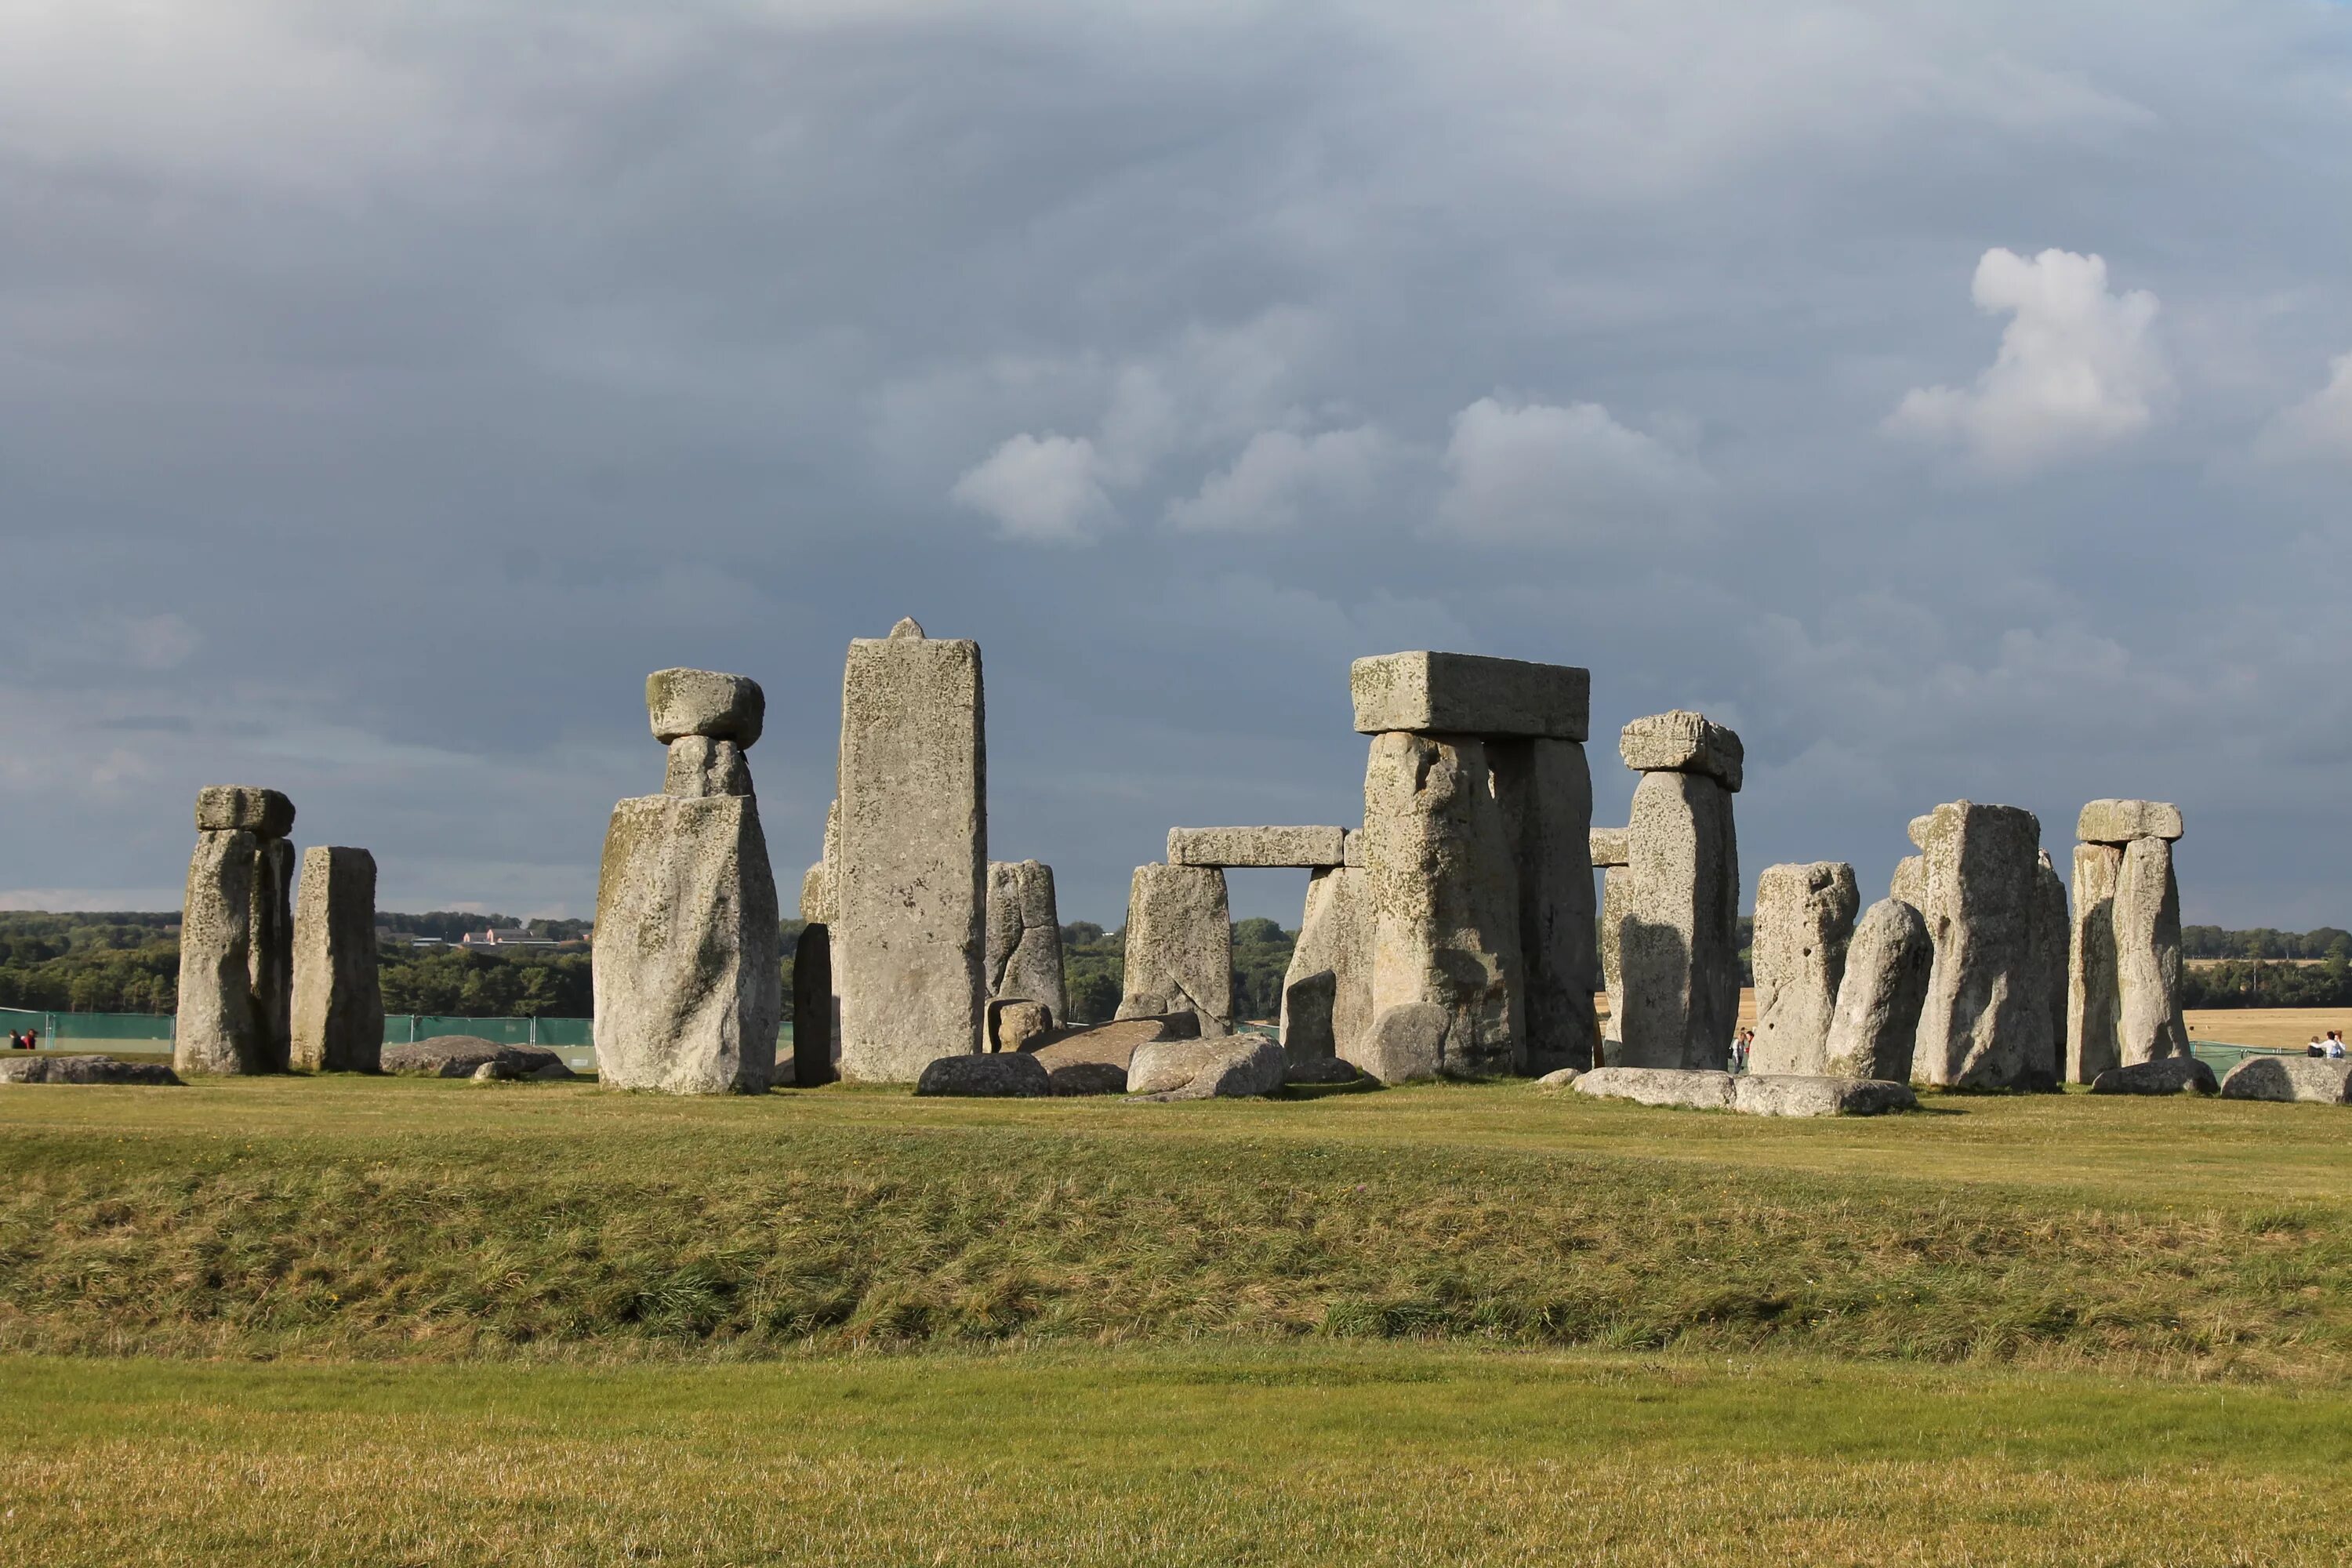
top-left (2184, 1007), bottom-right (2352, 1051)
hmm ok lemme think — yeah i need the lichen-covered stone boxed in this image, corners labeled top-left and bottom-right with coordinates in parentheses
top-left (1890, 855), bottom-right (1926, 909)
top-left (1599, 864), bottom-right (1631, 1052)
top-left (645, 668), bottom-right (764, 747)
top-left (2067, 841), bottom-right (2124, 1084)
top-left (916, 1052), bottom-right (1050, 1097)
top-left (1911, 800), bottom-right (2051, 1089)
top-left (1115, 863), bottom-right (1232, 1034)
top-left (381, 1037), bottom-right (564, 1078)
top-left (1280, 967), bottom-right (1338, 1063)
top-left (194, 785), bottom-right (295, 839)
top-left (1616, 769), bottom-right (1740, 1071)
top-left (1284, 866), bottom-right (1371, 1064)
top-left (0, 1055), bottom-right (183, 1086)
top-left (1748, 862), bottom-right (1859, 1076)
top-left (1356, 1002), bottom-right (1450, 1083)
top-left (1618, 711), bottom-right (1743, 792)
top-left (1731, 1074), bottom-right (1917, 1117)
top-left (289, 846), bottom-right (383, 1073)
top-left (985, 860), bottom-right (1067, 1024)
top-left (1127, 1035), bottom-right (1287, 1099)
top-left (664, 735), bottom-right (752, 798)
top-left (1348, 651), bottom-right (1589, 740)
top-left (2218, 1055), bottom-right (2352, 1105)
top-left (175, 829), bottom-right (260, 1075)
top-left (2114, 836), bottom-right (2189, 1066)
top-left (2090, 1055), bottom-right (2218, 1095)
top-left (1572, 1066), bottom-right (1737, 1109)
top-left (1820, 898), bottom-right (1932, 1081)
top-left (2076, 799), bottom-right (2184, 844)
top-left (987, 998), bottom-right (1055, 1054)
top-left (1588, 827), bottom-right (1629, 867)
top-left (1167, 826), bottom-right (1348, 868)
top-left (1491, 736), bottom-right (1599, 1072)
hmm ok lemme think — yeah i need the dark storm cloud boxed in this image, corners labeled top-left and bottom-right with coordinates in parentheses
top-left (2, 1), bottom-right (2350, 925)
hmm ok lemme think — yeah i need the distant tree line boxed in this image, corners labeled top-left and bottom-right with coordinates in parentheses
top-left (0, 913), bottom-right (181, 1014)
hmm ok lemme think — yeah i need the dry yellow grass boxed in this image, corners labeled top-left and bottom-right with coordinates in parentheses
top-left (2184, 1007), bottom-right (2352, 1051)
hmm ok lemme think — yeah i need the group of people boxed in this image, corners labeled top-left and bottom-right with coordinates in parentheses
top-left (6, 1027), bottom-right (38, 1051)
top-left (1728, 1027), bottom-right (1755, 1073)
top-left (2305, 1030), bottom-right (2347, 1058)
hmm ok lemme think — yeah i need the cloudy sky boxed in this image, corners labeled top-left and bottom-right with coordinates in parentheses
top-left (4, 0), bottom-right (2350, 928)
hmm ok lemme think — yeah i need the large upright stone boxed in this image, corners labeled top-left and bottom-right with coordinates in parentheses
top-left (1490, 737), bottom-right (1598, 1070)
top-left (1748, 862), bottom-right (1859, 1076)
top-left (175, 829), bottom-right (260, 1075)
top-left (1820, 897), bottom-right (1933, 1080)
top-left (1911, 800), bottom-right (2050, 1088)
top-left (791, 924), bottom-right (836, 1087)
top-left (1167, 826), bottom-right (1348, 869)
top-left (289, 846), bottom-right (383, 1073)
top-left (2031, 849), bottom-right (2069, 1068)
top-left (1349, 652), bottom-right (1588, 740)
top-left (2114, 836), bottom-right (2189, 1065)
top-left (593, 794), bottom-right (782, 1094)
top-left (986, 859), bottom-right (1068, 1025)
top-left (1616, 728), bottom-right (1741, 1072)
top-left (249, 836), bottom-right (296, 1073)
top-left (1598, 865), bottom-right (1632, 1054)
top-left (1362, 731), bottom-right (1523, 1076)
top-left (835, 626), bottom-right (987, 1081)
top-left (1116, 864), bottom-right (1232, 1035)
top-left (2067, 841), bottom-right (2125, 1083)
top-left (1283, 866), bottom-right (1372, 1062)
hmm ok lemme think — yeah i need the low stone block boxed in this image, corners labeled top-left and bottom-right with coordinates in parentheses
top-left (2218, 1056), bottom-right (2352, 1105)
top-left (1588, 827), bottom-right (1629, 867)
top-left (1534, 1066), bottom-right (1581, 1087)
top-left (1285, 1056), bottom-right (1364, 1086)
top-left (1280, 968), bottom-right (1339, 1062)
top-left (988, 998), bottom-right (1054, 1054)
top-left (1349, 651), bottom-right (1589, 740)
top-left (1617, 712), bottom-right (1744, 791)
top-left (2090, 1056), bottom-right (2219, 1096)
top-left (0, 1055), bottom-right (183, 1086)
top-left (1127, 1036), bottom-right (1287, 1099)
top-left (2077, 800), bottom-right (2184, 844)
top-left (646, 668), bottom-right (764, 746)
top-left (1030, 1018), bottom-right (1180, 1095)
top-left (915, 1053), bottom-right (1051, 1098)
top-left (1731, 1074), bottom-right (1916, 1117)
top-left (381, 1038), bottom-right (565, 1079)
top-left (1572, 1067), bottom-right (1737, 1109)
top-left (194, 785), bottom-right (296, 839)
top-left (1353, 1002), bottom-right (1450, 1084)
top-left (1167, 826), bottom-right (1348, 868)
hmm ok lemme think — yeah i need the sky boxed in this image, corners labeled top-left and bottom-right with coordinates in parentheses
top-left (3, 0), bottom-right (2350, 929)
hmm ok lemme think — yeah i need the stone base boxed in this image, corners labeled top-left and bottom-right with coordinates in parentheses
top-left (1572, 1068), bottom-right (1915, 1116)
top-left (2089, 1055), bottom-right (2218, 1096)
top-left (2219, 1056), bottom-right (2352, 1105)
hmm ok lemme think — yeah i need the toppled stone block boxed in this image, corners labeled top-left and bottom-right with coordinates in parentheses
top-left (664, 736), bottom-right (752, 798)
top-left (1127, 1035), bottom-right (1287, 1099)
top-left (1820, 898), bottom-right (1932, 1081)
top-left (2090, 1056), bottom-right (2219, 1096)
top-left (987, 998), bottom-right (1054, 1054)
top-left (1032, 1017), bottom-right (1186, 1096)
top-left (1588, 827), bottom-right (1629, 867)
top-left (916, 1053), bottom-right (1051, 1098)
top-left (985, 860), bottom-right (1067, 1025)
top-left (1618, 711), bottom-right (1744, 792)
top-left (0, 1055), bottom-right (183, 1087)
top-left (1731, 1074), bottom-right (1917, 1117)
top-left (1116, 864), bottom-right (1232, 1034)
top-left (290, 846), bottom-right (383, 1073)
top-left (1349, 651), bottom-right (1589, 741)
top-left (175, 828), bottom-right (260, 1076)
top-left (381, 1037), bottom-right (566, 1079)
top-left (1572, 1066), bottom-right (1737, 1109)
top-left (2218, 1056), bottom-right (2352, 1105)
top-left (1167, 826), bottom-right (1348, 869)
top-left (2076, 799), bottom-right (2184, 845)
top-left (1748, 861), bottom-right (1859, 1076)
top-left (646, 668), bottom-right (765, 746)
top-left (194, 785), bottom-right (295, 839)
top-left (1355, 1002), bottom-right (1450, 1083)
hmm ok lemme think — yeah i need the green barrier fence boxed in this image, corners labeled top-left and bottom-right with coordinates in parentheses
top-left (2, 1008), bottom-right (791, 1072)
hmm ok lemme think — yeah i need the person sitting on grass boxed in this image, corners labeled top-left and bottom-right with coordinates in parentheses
top-left (2329, 1032), bottom-right (2347, 1061)
top-left (2309, 1035), bottom-right (2328, 1057)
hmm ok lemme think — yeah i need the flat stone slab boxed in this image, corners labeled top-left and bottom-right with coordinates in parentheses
top-left (1027, 1018), bottom-right (1190, 1096)
top-left (2077, 799), bottom-right (2184, 844)
top-left (2219, 1055), bottom-right (2352, 1105)
top-left (914, 1053), bottom-right (1051, 1098)
top-left (645, 668), bottom-right (764, 747)
top-left (381, 1037), bottom-right (566, 1080)
top-left (1167, 826), bottom-right (1348, 869)
top-left (1588, 826), bottom-right (1629, 867)
top-left (1573, 1066), bottom-right (1737, 1109)
top-left (2090, 1055), bottom-right (2219, 1096)
top-left (1283, 1054), bottom-right (1365, 1086)
top-left (1127, 1036), bottom-right (1287, 1099)
top-left (0, 1054), bottom-right (183, 1086)
top-left (1618, 712), bottom-right (1744, 791)
top-left (1534, 1067), bottom-right (1581, 1087)
top-left (1731, 1074), bottom-right (1917, 1117)
top-left (194, 785), bottom-right (295, 838)
top-left (1349, 652), bottom-right (1589, 741)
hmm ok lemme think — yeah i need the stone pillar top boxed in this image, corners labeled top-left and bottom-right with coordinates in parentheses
top-left (195, 785), bottom-right (295, 840)
top-left (1618, 711), bottom-right (1743, 792)
top-left (646, 669), bottom-right (764, 748)
top-left (2077, 799), bottom-right (2183, 844)
top-left (1349, 651), bottom-right (1589, 740)
top-left (1588, 826), bottom-right (1630, 867)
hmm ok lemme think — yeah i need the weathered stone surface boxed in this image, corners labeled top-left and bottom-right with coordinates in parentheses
top-left (799, 800), bottom-right (842, 924)
top-left (249, 836), bottom-right (296, 1073)
top-left (790, 924), bottom-right (837, 1087)
top-left (194, 785), bottom-right (295, 838)
top-left (1167, 826), bottom-right (1348, 869)
top-left (1535, 1066), bottom-right (1581, 1087)
top-left (0, 1054), bottom-right (183, 1086)
top-left (470, 1054), bottom-right (577, 1083)
top-left (175, 829), bottom-right (260, 1075)
top-left (664, 736), bottom-right (752, 798)
top-left (1127, 1035), bottom-right (1287, 1099)
top-left (1349, 651), bottom-right (1589, 740)
top-left (2077, 799), bottom-right (2184, 845)
top-left (289, 847), bottom-right (383, 1073)
top-left (593, 793), bottom-right (782, 1094)
top-left (1283, 866), bottom-right (1371, 1063)
top-left (1279, 967), bottom-right (1338, 1062)
top-left (381, 1037), bottom-right (564, 1079)
top-left (1355, 1002), bottom-right (1450, 1083)
top-left (2090, 1055), bottom-right (2219, 1096)
top-left (1618, 711), bottom-right (1744, 792)
top-left (1285, 1055), bottom-right (1365, 1086)
top-left (645, 668), bottom-right (765, 747)
top-left (2114, 837), bottom-right (2189, 1066)
top-left (1820, 898), bottom-right (1932, 1081)
top-left (1363, 732), bottom-right (1522, 1075)
top-left (1616, 769), bottom-right (1740, 1071)
top-left (835, 629), bottom-right (986, 1081)
top-left (1907, 815), bottom-right (1933, 849)
top-left (1116, 864), bottom-right (1232, 1035)
top-left (985, 859), bottom-right (1067, 1025)
top-left (1890, 855), bottom-right (1926, 909)
top-left (988, 999), bottom-right (1055, 1054)
top-left (1341, 830), bottom-right (1364, 868)
top-left (1732, 1074), bottom-right (1918, 1117)
top-left (1030, 1018), bottom-right (1183, 1096)
top-left (2067, 841), bottom-right (2124, 1084)
top-left (1911, 801), bottom-right (2052, 1089)
top-left (915, 1052), bottom-right (1050, 1098)
top-left (2218, 1055), bottom-right (2352, 1105)
top-left (1748, 862), bottom-right (1859, 1076)
top-left (1491, 736), bottom-right (1599, 1072)
top-left (1572, 1066), bottom-right (1737, 1109)
top-left (1599, 865), bottom-right (1631, 1051)
top-left (1588, 827), bottom-right (1629, 868)
top-left (2032, 849), bottom-right (2070, 1075)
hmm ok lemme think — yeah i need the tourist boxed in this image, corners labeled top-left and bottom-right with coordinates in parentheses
top-left (20, 1026), bottom-right (35, 1050)
top-left (2330, 1032), bottom-right (2347, 1061)
top-left (2308, 1035), bottom-right (2327, 1057)
top-left (6, 1030), bottom-right (20, 1051)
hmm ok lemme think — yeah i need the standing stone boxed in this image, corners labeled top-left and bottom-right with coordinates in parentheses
top-left (2031, 849), bottom-right (2070, 1083)
top-left (174, 829), bottom-right (260, 1075)
top-left (1820, 898), bottom-right (1933, 1080)
top-left (1911, 800), bottom-right (2049, 1088)
top-left (1748, 862), bottom-right (1860, 1076)
top-left (985, 860), bottom-right (1068, 1025)
top-left (791, 924), bottom-right (835, 1087)
top-left (289, 847), bottom-right (383, 1073)
top-left (834, 624), bottom-right (987, 1081)
top-left (2114, 836), bottom-right (2190, 1065)
top-left (249, 836), bottom-right (296, 1073)
top-left (2067, 841), bottom-right (2125, 1084)
top-left (1615, 713), bottom-right (1741, 1072)
top-left (1116, 863), bottom-right (1232, 1035)
top-left (1280, 968), bottom-right (1339, 1063)
top-left (1362, 731), bottom-right (1522, 1076)
top-left (1283, 866), bottom-right (1372, 1062)
top-left (1490, 737), bottom-right (1599, 1071)
top-left (1599, 865), bottom-right (1632, 1057)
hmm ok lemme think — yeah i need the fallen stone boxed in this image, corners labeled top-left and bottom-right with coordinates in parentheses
top-left (1349, 651), bottom-right (1590, 740)
top-left (645, 668), bottom-right (765, 746)
top-left (174, 827), bottom-right (260, 1076)
top-left (1352, 1002), bottom-right (1451, 1083)
top-left (1748, 861), bottom-right (1859, 1076)
top-left (985, 859), bottom-right (1067, 1025)
top-left (2089, 1055), bottom-right (2219, 1096)
top-left (1283, 866), bottom-right (1371, 1062)
top-left (381, 1037), bottom-right (565, 1079)
top-left (1284, 1055), bottom-right (1365, 1086)
top-left (1616, 765), bottom-right (1740, 1071)
top-left (664, 735), bottom-right (753, 798)
top-left (1820, 898), bottom-right (1932, 1081)
top-left (0, 1055), bottom-right (183, 1086)
top-left (915, 1052), bottom-right (1051, 1098)
top-left (1535, 1066), bottom-right (1581, 1087)
top-left (1911, 800), bottom-right (2051, 1090)
top-left (194, 785), bottom-right (296, 839)
top-left (2218, 1055), bottom-right (2352, 1105)
top-left (2114, 837), bottom-right (2190, 1067)
top-left (1572, 1066), bottom-right (1737, 1109)
top-left (1116, 863), bottom-right (1233, 1034)
top-left (1126, 1037), bottom-right (1230, 1094)
top-left (1731, 1074), bottom-right (1917, 1117)
top-left (1167, 826), bottom-right (1348, 870)
top-left (1618, 711), bottom-right (1744, 792)
top-left (1588, 826), bottom-right (1629, 867)
top-left (2077, 799), bottom-right (2185, 845)
top-left (988, 998), bottom-right (1055, 1054)
top-left (1127, 1035), bottom-right (1287, 1099)
top-left (1491, 735), bottom-right (1599, 1071)
top-left (290, 846), bottom-right (383, 1073)
top-left (1030, 1018), bottom-right (1182, 1095)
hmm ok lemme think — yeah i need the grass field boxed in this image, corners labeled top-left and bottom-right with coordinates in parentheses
top-left (3, 1073), bottom-right (2349, 1562)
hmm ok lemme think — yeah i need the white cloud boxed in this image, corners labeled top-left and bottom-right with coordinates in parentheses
top-left (949, 432), bottom-right (1115, 543)
top-left (2256, 351), bottom-right (2352, 467)
top-left (1886, 247), bottom-right (2169, 475)
top-left (1432, 396), bottom-right (1707, 543)
top-left (1165, 425), bottom-right (1387, 533)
